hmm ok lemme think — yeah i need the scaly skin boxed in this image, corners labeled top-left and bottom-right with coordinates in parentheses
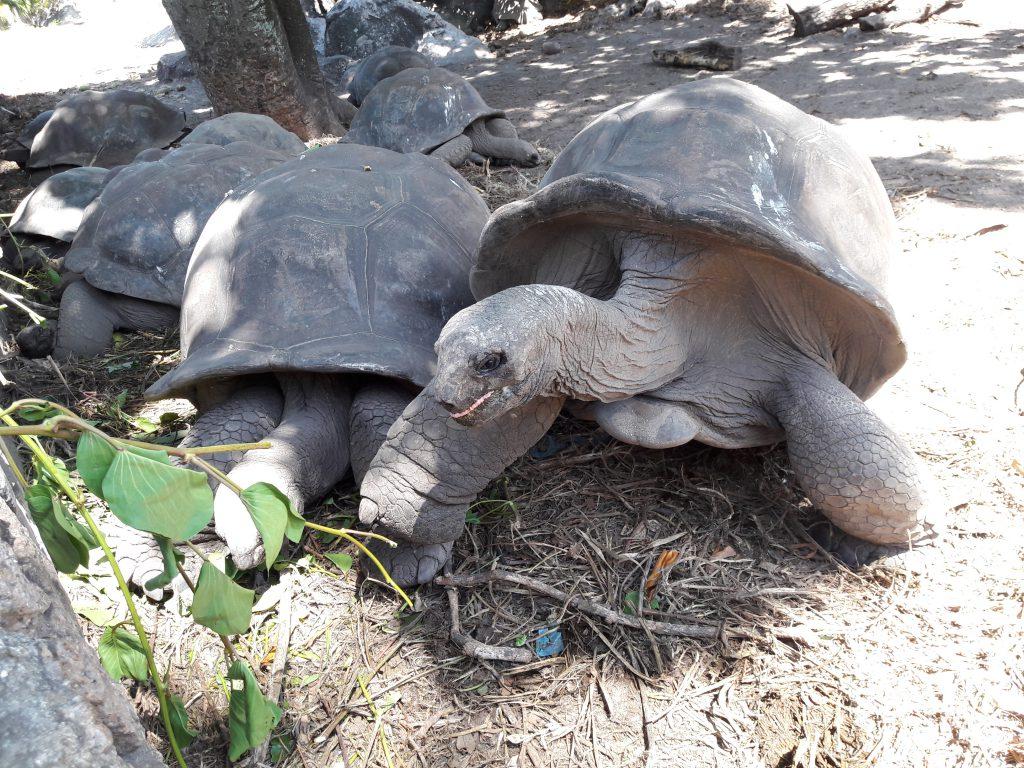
top-left (773, 360), bottom-right (941, 548)
top-left (359, 385), bottom-right (562, 547)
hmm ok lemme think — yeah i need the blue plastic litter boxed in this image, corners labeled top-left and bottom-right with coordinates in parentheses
top-left (534, 627), bottom-right (565, 657)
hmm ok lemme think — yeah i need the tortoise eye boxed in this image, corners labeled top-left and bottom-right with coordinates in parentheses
top-left (475, 352), bottom-right (506, 375)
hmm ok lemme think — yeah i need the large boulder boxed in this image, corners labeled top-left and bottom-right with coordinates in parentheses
top-left (156, 50), bottom-right (194, 82)
top-left (324, 0), bottom-right (492, 66)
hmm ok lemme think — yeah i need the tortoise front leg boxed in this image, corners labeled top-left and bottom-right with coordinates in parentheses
top-left (358, 385), bottom-right (562, 584)
top-left (428, 134), bottom-right (473, 167)
top-left (215, 374), bottom-right (352, 569)
top-left (772, 360), bottom-right (942, 565)
top-left (349, 381), bottom-right (455, 586)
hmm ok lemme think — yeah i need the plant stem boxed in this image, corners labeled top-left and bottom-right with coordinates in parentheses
top-left (2, 415), bottom-right (188, 768)
top-left (335, 530), bottom-right (413, 610)
top-left (186, 455), bottom-right (245, 494)
top-left (303, 521), bottom-right (397, 546)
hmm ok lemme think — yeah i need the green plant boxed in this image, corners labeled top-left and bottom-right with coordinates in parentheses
top-left (1, 0), bottom-right (74, 27)
top-left (0, 399), bottom-right (411, 765)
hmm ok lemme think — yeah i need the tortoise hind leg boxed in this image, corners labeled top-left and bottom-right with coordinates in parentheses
top-left (349, 381), bottom-right (452, 587)
top-left (772, 359), bottom-right (942, 566)
top-left (586, 396), bottom-right (699, 449)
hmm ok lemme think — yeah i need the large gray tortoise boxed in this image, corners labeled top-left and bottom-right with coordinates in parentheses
top-left (345, 46), bottom-right (434, 106)
top-left (180, 112), bottom-right (307, 155)
top-left (11, 90), bottom-right (185, 169)
top-left (52, 141), bottom-right (289, 358)
top-left (143, 143), bottom-right (489, 579)
top-left (358, 78), bottom-right (942, 584)
top-left (344, 67), bottom-right (540, 167)
top-left (2, 166), bottom-right (108, 271)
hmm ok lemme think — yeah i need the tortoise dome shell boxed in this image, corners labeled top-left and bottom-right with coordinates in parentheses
top-left (146, 144), bottom-right (488, 401)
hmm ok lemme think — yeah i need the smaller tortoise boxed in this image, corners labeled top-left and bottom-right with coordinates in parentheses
top-left (346, 46), bottom-right (434, 106)
top-left (21, 90), bottom-right (185, 169)
top-left (344, 67), bottom-right (540, 167)
top-left (3, 166), bottom-right (109, 270)
top-left (0, 109), bottom-right (55, 166)
top-left (52, 141), bottom-right (289, 358)
top-left (181, 113), bottom-right (307, 155)
top-left (142, 144), bottom-right (489, 581)
top-left (358, 79), bottom-right (942, 584)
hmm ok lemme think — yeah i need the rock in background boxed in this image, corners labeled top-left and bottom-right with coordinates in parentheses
top-left (324, 0), bottom-right (492, 66)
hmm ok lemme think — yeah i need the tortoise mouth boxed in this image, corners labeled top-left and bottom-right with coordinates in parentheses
top-left (442, 385), bottom-right (519, 427)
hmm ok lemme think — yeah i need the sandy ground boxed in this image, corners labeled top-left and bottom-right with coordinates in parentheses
top-left (1, 1), bottom-right (1023, 766)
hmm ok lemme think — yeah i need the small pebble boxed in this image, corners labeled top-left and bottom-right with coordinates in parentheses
top-left (541, 41), bottom-right (562, 55)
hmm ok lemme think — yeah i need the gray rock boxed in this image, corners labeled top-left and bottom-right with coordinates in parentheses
top-left (325, 0), bottom-right (492, 66)
top-left (541, 40), bottom-right (561, 55)
top-left (139, 24), bottom-right (179, 48)
top-left (493, 0), bottom-right (541, 25)
top-left (599, 0), bottom-right (645, 19)
top-left (156, 50), bottom-right (194, 82)
top-left (430, 0), bottom-right (495, 33)
top-left (307, 15), bottom-right (327, 55)
top-left (858, 12), bottom-right (888, 31)
top-left (0, 452), bottom-right (164, 768)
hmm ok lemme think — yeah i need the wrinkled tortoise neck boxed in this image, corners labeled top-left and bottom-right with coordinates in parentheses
top-left (535, 235), bottom-right (699, 402)
top-left (466, 120), bottom-right (536, 164)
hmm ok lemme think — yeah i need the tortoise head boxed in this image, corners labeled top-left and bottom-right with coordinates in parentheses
top-left (432, 285), bottom-right (573, 426)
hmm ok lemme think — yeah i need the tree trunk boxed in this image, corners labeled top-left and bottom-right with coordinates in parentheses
top-left (0, 445), bottom-right (164, 768)
top-left (787, 0), bottom-right (894, 36)
top-left (161, 0), bottom-right (342, 140)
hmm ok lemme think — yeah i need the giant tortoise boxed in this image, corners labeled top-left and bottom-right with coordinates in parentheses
top-left (14, 90), bottom-right (185, 169)
top-left (346, 46), bottom-right (434, 106)
top-left (51, 141), bottom-right (289, 358)
top-left (344, 67), bottom-right (540, 167)
top-left (2, 166), bottom-right (108, 272)
top-left (142, 143), bottom-right (489, 581)
top-left (358, 78), bottom-right (942, 584)
top-left (180, 112), bottom-right (307, 155)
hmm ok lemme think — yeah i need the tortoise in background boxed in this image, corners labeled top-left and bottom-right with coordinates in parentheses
top-left (181, 112), bottom-right (307, 155)
top-left (344, 67), bottom-right (540, 167)
top-left (346, 45), bottom-right (434, 106)
top-left (358, 78), bottom-right (942, 584)
top-left (8, 90), bottom-right (185, 169)
top-left (49, 141), bottom-right (289, 359)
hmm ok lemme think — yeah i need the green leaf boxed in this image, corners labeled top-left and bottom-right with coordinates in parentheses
top-left (191, 561), bottom-right (254, 635)
top-left (241, 483), bottom-right (290, 569)
top-left (285, 503), bottom-right (305, 544)
top-left (76, 432), bottom-right (118, 495)
top-left (97, 626), bottom-right (149, 682)
top-left (324, 552), bottom-right (353, 573)
top-left (102, 449), bottom-right (213, 539)
top-left (167, 693), bottom-right (197, 749)
top-left (18, 403), bottom-right (61, 422)
top-left (25, 485), bottom-right (91, 573)
top-left (227, 660), bottom-right (282, 761)
top-left (143, 536), bottom-right (184, 592)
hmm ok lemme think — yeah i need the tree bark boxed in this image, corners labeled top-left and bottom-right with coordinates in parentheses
top-left (787, 0), bottom-right (894, 36)
top-left (161, 0), bottom-right (343, 140)
top-left (0, 444), bottom-right (164, 768)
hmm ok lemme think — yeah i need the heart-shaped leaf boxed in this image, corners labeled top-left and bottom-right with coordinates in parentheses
top-left (77, 433), bottom-right (170, 497)
top-left (191, 561), bottom-right (254, 635)
top-left (97, 626), bottom-right (149, 682)
top-left (102, 449), bottom-right (213, 539)
top-left (167, 693), bottom-right (198, 749)
top-left (240, 483), bottom-right (289, 569)
top-left (25, 485), bottom-right (91, 573)
top-left (227, 660), bottom-right (282, 761)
